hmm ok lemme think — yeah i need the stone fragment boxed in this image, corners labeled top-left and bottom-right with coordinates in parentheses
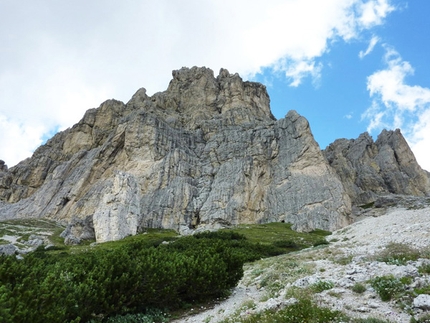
top-left (64, 235), bottom-right (81, 246)
top-left (0, 244), bottom-right (17, 256)
top-left (413, 294), bottom-right (430, 310)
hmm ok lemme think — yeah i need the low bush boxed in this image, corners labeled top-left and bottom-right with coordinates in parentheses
top-left (410, 313), bottom-right (430, 323)
top-left (351, 282), bottom-right (367, 294)
top-left (418, 263), bottom-right (430, 274)
top-left (0, 232), bottom-right (260, 323)
top-left (370, 275), bottom-right (405, 301)
top-left (353, 318), bottom-right (390, 323)
top-left (88, 309), bottom-right (169, 323)
top-left (220, 298), bottom-right (345, 323)
top-left (376, 243), bottom-right (421, 266)
top-left (310, 280), bottom-right (334, 293)
top-left (313, 239), bottom-right (330, 247)
top-left (272, 239), bottom-right (299, 249)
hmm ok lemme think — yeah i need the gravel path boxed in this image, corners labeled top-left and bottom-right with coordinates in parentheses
top-left (172, 206), bottom-right (430, 323)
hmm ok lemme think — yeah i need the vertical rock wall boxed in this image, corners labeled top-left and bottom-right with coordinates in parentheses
top-left (0, 67), bottom-right (355, 242)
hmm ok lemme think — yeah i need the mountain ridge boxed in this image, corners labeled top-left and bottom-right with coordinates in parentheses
top-left (0, 66), bottom-right (428, 243)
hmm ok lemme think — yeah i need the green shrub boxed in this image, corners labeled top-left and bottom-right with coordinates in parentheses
top-left (334, 255), bottom-right (353, 265)
top-left (410, 313), bottom-right (430, 323)
top-left (414, 284), bottom-right (430, 296)
top-left (370, 275), bottom-right (405, 301)
top-left (272, 239), bottom-right (299, 249)
top-left (89, 309), bottom-right (169, 323)
top-left (418, 263), bottom-right (430, 274)
top-left (376, 243), bottom-right (421, 266)
top-left (0, 234), bottom-right (249, 323)
top-left (313, 239), bottom-right (329, 247)
top-left (310, 280), bottom-right (334, 293)
top-left (193, 230), bottom-right (246, 241)
top-left (221, 298), bottom-right (344, 323)
top-left (353, 318), bottom-right (390, 323)
top-left (352, 282), bottom-right (367, 294)
top-left (359, 202), bottom-right (375, 209)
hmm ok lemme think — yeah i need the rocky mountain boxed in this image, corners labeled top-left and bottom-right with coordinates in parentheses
top-left (323, 130), bottom-right (430, 205)
top-left (0, 66), bottom-right (428, 243)
top-left (0, 67), bottom-right (350, 242)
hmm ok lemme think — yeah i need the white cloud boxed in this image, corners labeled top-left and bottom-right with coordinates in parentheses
top-left (357, 0), bottom-right (395, 27)
top-left (363, 46), bottom-right (430, 171)
top-left (367, 48), bottom-right (430, 111)
top-left (0, 116), bottom-right (44, 165)
top-left (361, 101), bottom-right (388, 133)
top-left (344, 112), bottom-right (353, 119)
top-left (410, 109), bottom-right (430, 172)
top-left (281, 60), bottom-right (323, 87)
top-left (0, 0), bottom-right (395, 166)
top-left (359, 35), bottom-right (379, 58)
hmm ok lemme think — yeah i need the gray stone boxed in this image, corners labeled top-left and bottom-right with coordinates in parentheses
top-left (26, 238), bottom-right (43, 247)
top-left (0, 244), bottom-right (18, 256)
top-left (64, 235), bottom-right (81, 246)
top-left (292, 276), bottom-right (320, 288)
top-left (60, 215), bottom-right (95, 242)
top-left (413, 294), bottom-right (430, 310)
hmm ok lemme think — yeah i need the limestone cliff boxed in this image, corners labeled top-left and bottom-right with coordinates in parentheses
top-left (1, 67), bottom-right (352, 242)
top-left (323, 130), bottom-right (430, 205)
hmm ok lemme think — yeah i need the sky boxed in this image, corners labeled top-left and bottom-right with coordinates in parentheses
top-left (1, 0), bottom-right (430, 171)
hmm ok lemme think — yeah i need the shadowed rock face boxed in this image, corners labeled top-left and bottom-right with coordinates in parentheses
top-left (323, 130), bottom-right (430, 205)
top-left (1, 66), bottom-right (352, 242)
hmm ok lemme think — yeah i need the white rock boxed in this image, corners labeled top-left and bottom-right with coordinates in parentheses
top-left (413, 294), bottom-right (430, 310)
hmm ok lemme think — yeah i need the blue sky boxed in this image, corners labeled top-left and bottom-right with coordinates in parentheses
top-left (1, 0), bottom-right (430, 171)
top-left (254, 1), bottom-right (430, 155)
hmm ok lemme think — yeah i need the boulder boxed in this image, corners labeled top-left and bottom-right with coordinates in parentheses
top-left (0, 244), bottom-right (18, 256)
top-left (413, 294), bottom-right (430, 310)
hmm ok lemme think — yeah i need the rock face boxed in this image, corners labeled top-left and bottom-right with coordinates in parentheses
top-left (323, 130), bottom-right (430, 204)
top-left (0, 67), bottom-right (352, 242)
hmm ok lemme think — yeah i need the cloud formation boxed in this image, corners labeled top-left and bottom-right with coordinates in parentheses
top-left (359, 35), bottom-right (380, 58)
top-left (0, 0), bottom-right (394, 166)
top-left (364, 46), bottom-right (430, 170)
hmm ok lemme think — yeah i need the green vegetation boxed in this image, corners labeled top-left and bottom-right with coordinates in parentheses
top-left (353, 319), bottom-right (391, 323)
top-left (219, 296), bottom-right (392, 323)
top-left (411, 313), bottom-right (430, 323)
top-left (369, 275), bottom-right (408, 301)
top-left (359, 202), bottom-right (375, 209)
top-left (310, 280), bottom-right (334, 293)
top-left (225, 222), bottom-right (331, 250)
top-left (88, 309), bottom-right (169, 323)
top-left (334, 255), bottom-right (353, 265)
top-left (375, 242), bottom-right (421, 266)
top-left (0, 222), bottom-right (331, 323)
top-left (351, 282), bottom-right (367, 294)
top-left (220, 298), bottom-right (345, 323)
top-left (0, 218), bottom-right (65, 247)
top-left (0, 231), bottom-right (251, 322)
top-left (418, 263), bottom-right (430, 274)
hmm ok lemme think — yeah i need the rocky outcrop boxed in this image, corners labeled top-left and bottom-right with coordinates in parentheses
top-left (323, 130), bottom-right (430, 205)
top-left (0, 67), bottom-right (352, 242)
